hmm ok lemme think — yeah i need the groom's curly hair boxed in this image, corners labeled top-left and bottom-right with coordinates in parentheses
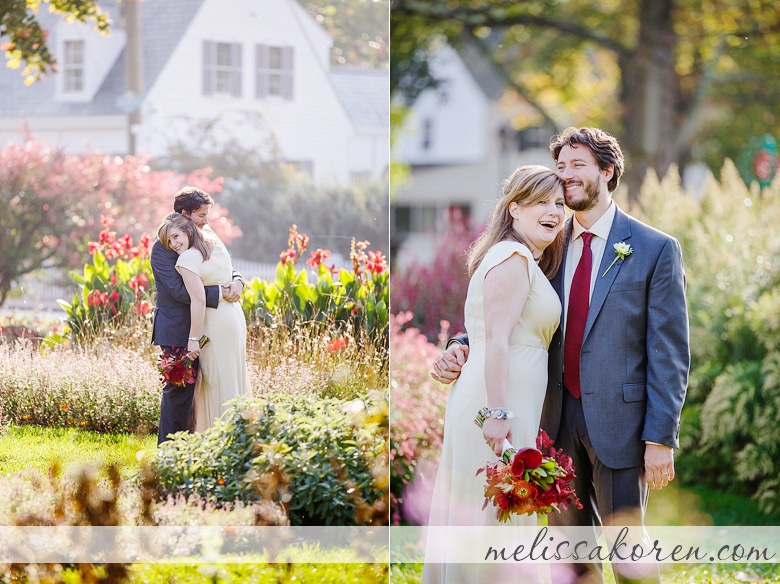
top-left (173, 186), bottom-right (214, 214)
top-left (550, 127), bottom-right (625, 193)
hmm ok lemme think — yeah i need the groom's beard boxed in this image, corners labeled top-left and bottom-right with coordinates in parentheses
top-left (565, 174), bottom-right (601, 212)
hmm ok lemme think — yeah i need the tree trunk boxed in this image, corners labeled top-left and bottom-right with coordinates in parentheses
top-left (621, 0), bottom-right (679, 204)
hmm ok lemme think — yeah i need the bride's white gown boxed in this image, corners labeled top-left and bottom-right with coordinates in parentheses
top-left (423, 241), bottom-right (561, 584)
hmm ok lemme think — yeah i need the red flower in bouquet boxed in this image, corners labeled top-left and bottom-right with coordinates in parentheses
top-left (158, 351), bottom-right (196, 387)
top-left (475, 417), bottom-right (583, 523)
top-left (511, 447), bottom-right (543, 477)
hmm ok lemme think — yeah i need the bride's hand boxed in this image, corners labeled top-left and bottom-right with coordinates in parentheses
top-left (187, 339), bottom-right (201, 360)
top-left (482, 419), bottom-right (512, 457)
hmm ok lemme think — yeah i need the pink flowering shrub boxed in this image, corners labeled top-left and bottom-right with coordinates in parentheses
top-left (389, 312), bottom-right (451, 524)
top-left (390, 213), bottom-right (477, 342)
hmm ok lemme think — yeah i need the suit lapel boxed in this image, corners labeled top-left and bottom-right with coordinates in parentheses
top-left (584, 207), bottom-right (632, 339)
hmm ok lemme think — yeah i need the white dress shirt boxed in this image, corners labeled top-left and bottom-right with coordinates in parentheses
top-left (562, 201), bottom-right (617, 332)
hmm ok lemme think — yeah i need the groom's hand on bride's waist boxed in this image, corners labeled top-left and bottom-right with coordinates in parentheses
top-left (221, 280), bottom-right (244, 302)
top-left (431, 343), bottom-right (468, 384)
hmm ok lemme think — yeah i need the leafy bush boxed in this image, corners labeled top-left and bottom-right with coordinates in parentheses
top-left (154, 393), bottom-right (388, 526)
top-left (0, 342), bottom-right (160, 433)
top-left (56, 218), bottom-right (156, 346)
top-left (389, 312), bottom-right (450, 525)
top-left (242, 225), bottom-right (389, 348)
top-left (390, 212), bottom-right (475, 342)
top-left (625, 161), bottom-right (780, 513)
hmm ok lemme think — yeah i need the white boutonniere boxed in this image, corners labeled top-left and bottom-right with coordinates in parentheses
top-left (602, 242), bottom-right (633, 277)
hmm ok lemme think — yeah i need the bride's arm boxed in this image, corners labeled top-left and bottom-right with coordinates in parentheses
top-left (178, 266), bottom-right (206, 359)
top-left (481, 253), bottom-right (531, 456)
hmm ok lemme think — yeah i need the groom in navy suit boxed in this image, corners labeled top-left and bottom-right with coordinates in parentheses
top-left (151, 187), bottom-right (245, 444)
top-left (434, 127), bottom-right (689, 583)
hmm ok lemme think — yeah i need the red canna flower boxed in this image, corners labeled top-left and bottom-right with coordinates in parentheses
top-left (129, 273), bottom-right (149, 291)
top-left (279, 249), bottom-right (296, 265)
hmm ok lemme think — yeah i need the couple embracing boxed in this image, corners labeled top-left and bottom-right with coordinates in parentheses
top-left (425, 127), bottom-right (690, 584)
top-left (151, 187), bottom-right (250, 444)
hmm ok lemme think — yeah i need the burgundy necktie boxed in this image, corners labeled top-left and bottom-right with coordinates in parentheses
top-left (563, 232), bottom-right (593, 398)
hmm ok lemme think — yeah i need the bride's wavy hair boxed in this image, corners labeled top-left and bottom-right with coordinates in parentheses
top-left (157, 212), bottom-right (214, 261)
top-left (467, 165), bottom-right (565, 279)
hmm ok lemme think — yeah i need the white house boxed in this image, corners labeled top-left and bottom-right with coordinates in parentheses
top-left (0, 0), bottom-right (388, 184)
top-left (391, 40), bottom-right (554, 269)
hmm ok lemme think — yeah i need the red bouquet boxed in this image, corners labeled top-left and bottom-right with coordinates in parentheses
top-left (475, 419), bottom-right (582, 522)
top-left (158, 336), bottom-right (209, 387)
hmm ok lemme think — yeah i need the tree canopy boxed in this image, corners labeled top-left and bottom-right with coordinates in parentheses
top-left (298, 0), bottom-right (389, 69)
top-left (0, 0), bottom-right (109, 85)
top-left (391, 0), bottom-right (780, 199)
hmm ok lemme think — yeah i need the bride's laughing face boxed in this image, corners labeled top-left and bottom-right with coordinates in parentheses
top-left (168, 226), bottom-right (190, 255)
top-left (509, 186), bottom-right (565, 256)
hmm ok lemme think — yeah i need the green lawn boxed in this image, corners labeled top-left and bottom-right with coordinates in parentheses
top-left (0, 424), bottom-right (157, 477)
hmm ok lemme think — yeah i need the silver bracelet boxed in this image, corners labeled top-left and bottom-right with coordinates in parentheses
top-left (476, 407), bottom-right (514, 423)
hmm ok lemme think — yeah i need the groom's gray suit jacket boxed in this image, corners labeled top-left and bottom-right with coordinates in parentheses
top-left (540, 206), bottom-right (690, 469)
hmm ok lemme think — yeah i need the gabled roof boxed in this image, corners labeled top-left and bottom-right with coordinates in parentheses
top-left (455, 36), bottom-right (506, 101)
top-left (0, 0), bottom-right (205, 117)
top-left (329, 67), bottom-right (389, 130)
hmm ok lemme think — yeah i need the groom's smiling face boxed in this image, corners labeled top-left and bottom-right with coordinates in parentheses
top-left (555, 144), bottom-right (612, 212)
top-left (182, 204), bottom-right (211, 228)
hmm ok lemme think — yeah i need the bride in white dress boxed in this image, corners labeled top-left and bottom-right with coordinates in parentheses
top-left (423, 165), bottom-right (566, 584)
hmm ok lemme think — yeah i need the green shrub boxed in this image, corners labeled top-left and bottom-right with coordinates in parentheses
top-left (154, 393), bottom-right (388, 526)
top-left (625, 161), bottom-right (780, 513)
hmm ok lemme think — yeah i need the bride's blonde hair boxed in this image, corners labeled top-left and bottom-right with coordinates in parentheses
top-left (467, 165), bottom-right (565, 278)
top-left (157, 212), bottom-right (213, 261)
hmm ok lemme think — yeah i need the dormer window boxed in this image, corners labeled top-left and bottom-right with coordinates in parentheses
top-left (256, 45), bottom-right (293, 100)
top-left (63, 40), bottom-right (85, 92)
top-left (203, 41), bottom-right (242, 97)
top-left (55, 20), bottom-right (125, 103)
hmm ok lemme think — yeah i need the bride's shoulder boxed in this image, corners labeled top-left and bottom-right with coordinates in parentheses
top-left (487, 240), bottom-right (533, 261)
